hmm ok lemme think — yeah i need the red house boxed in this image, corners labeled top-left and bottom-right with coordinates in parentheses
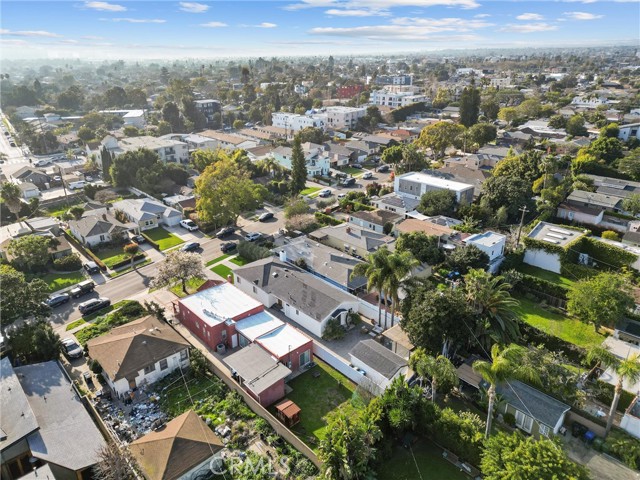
top-left (256, 324), bottom-right (313, 372)
top-left (337, 84), bottom-right (364, 99)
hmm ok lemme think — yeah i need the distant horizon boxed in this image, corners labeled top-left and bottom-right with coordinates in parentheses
top-left (1, 0), bottom-right (639, 60)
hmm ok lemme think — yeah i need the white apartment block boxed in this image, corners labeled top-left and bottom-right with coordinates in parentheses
top-left (394, 171), bottom-right (474, 205)
top-left (98, 135), bottom-right (189, 168)
top-left (370, 89), bottom-right (429, 109)
top-left (324, 106), bottom-right (367, 130)
top-left (272, 112), bottom-right (326, 132)
top-left (490, 77), bottom-right (512, 88)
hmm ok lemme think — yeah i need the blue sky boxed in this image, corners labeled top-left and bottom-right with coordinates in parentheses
top-left (1, 1), bottom-right (638, 59)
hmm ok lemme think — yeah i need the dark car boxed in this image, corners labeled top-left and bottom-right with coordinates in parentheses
top-left (79, 297), bottom-right (110, 315)
top-left (83, 261), bottom-right (100, 274)
top-left (180, 241), bottom-right (201, 252)
top-left (350, 164), bottom-right (363, 169)
top-left (216, 226), bottom-right (235, 238)
top-left (221, 241), bottom-right (237, 253)
top-left (258, 212), bottom-right (274, 222)
top-left (70, 280), bottom-right (95, 298)
top-left (377, 165), bottom-right (390, 173)
top-left (342, 177), bottom-right (356, 187)
top-left (45, 293), bottom-right (70, 308)
top-left (131, 234), bottom-right (146, 244)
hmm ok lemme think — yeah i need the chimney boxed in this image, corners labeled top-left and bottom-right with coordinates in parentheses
top-left (279, 250), bottom-right (287, 262)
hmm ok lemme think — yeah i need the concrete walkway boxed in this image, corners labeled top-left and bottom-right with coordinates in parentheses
top-left (564, 435), bottom-right (639, 480)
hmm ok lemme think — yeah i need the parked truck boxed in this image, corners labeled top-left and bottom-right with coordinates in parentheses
top-left (70, 280), bottom-right (95, 298)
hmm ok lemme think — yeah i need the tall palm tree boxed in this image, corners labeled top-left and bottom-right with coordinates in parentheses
top-left (587, 346), bottom-right (640, 435)
top-left (351, 247), bottom-right (392, 327)
top-left (464, 268), bottom-right (521, 348)
top-left (473, 344), bottom-right (541, 438)
top-left (1, 181), bottom-right (23, 220)
top-left (410, 348), bottom-right (458, 402)
top-left (383, 250), bottom-right (419, 329)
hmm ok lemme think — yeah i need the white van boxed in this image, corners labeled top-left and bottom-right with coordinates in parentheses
top-left (67, 180), bottom-right (86, 190)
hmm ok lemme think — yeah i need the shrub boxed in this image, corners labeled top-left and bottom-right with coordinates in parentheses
top-left (503, 412), bottom-right (516, 427)
top-left (315, 199), bottom-right (333, 210)
top-left (601, 230), bottom-right (621, 241)
top-left (518, 273), bottom-right (569, 299)
top-left (89, 359), bottom-right (103, 374)
top-left (237, 241), bottom-right (271, 262)
top-left (322, 318), bottom-right (346, 341)
top-left (314, 212), bottom-right (342, 226)
top-left (518, 321), bottom-right (586, 364)
top-left (593, 380), bottom-right (636, 412)
top-left (141, 233), bottom-right (160, 250)
top-left (53, 254), bottom-right (82, 271)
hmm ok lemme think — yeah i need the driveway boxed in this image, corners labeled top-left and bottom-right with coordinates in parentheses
top-left (562, 434), bottom-right (639, 480)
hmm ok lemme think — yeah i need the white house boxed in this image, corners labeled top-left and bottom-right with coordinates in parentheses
top-left (369, 88), bottom-right (429, 108)
top-left (87, 315), bottom-right (190, 398)
top-left (233, 258), bottom-right (360, 338)
top-left (98, 135), bottom-right (189, 168)
top-left (198, 130), bottom-right (259, 150)
top-left (349, 339), bottom-right (408, 395)
top-left (270, 143), bottom-right (331, 177)
top-left (99, 109), bottom-right (146, 128)
top-left (619, 123), bottom-right (640, 142)
top-left (324, 106), bottom-right (367, 130)
top-left (111, 198), bottom-right (182, 230)
top-left (271, 112), bottom-right (326, 133)
top-left (570, 96), bottom-right (613, 109)
top-left (463, 231), bottom-right (506, 273)
top-left (523, 222), bottom-right (587, 274)
top-left (394, 171), bottom-right (475, 205)
top-left (68, 211), bottom-right (137, 247)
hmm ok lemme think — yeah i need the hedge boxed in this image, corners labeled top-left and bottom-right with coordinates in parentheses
top-left (519, 273), bottom-right (569, 299)
top-left (314, 212), bottom-right (343, 226)
top-left (53, 254), bottom-right (82, 272)
top-left (109, 253), bottom-right (146, 270)
top-left (62, 230), bottom-right (107, 271)
top-left (594, 380), bottom-right (637, 413)
top-left (580, 237), bottom-right (638, 270)
top-left (141, 233), bottom-right (161, 250)
top-left (518, 320), bottom-right (586, 365)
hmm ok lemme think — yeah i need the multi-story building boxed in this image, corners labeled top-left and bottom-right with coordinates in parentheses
top-left (372, 74), bottom-right (413, 86)
top-left (271, 112), bottom-right (326, 133)
top-left (394, 171), bottom-right (474, 205)
top-left (194, 99), bottom-right (221, 126)
top-left (337, 84), bottom-right (364, 99)
top-left (97, 135), bottom-right (189, 168)
top-left (324, 106), bottom-right (367, 130)
top-left (270, 143), bottom-right (331, 177)
top-left (369, 88), bottom-right (429, 109)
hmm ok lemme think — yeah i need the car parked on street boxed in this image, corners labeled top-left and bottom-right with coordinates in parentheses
top-left (221, 241), bottom-right (237, 253)
top-left (62, 338), bottom-right (83, 359)
top-left (362, 171), bottom-right (373, 179)
top-left (34, 159), bottom-right (50, 167)
top-left (342, 177), bottom-right (356, 187)
top-left (377, 165), bottom-right (390, 173)
top-left (318, 188), bottom-right (332, 198)
top-left (78, 297), bottom-right (110, 315)
top-left (244, 232), bottom-right (262, 242)
top-left (216, 226), bottom-right (235, 238)
top-left (45, 293), bottom-right (70, 308)
top-left (180, 219), bottom-right (199, 231)
top-left (70, 280), bottom-right (95, 298)
top-left (258, 212), bottom-right (274, 222)
top-left (180, 241), bottom-right (201, 252)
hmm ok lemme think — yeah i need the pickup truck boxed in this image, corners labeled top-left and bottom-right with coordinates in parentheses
top-left (70, 280), bottom-right (95, 298)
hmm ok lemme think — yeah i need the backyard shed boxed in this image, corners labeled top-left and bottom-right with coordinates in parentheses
top-left (275, 399), bottom-right (301, 427)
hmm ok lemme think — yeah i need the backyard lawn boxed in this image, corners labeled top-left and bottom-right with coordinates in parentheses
top-left (229, 256), bottom-right (250, 266)
top-left (284, 359), bottom-right (357, 449)
top-left (515, 296), bottom-right (604, 348)
top-left (44, 200), bottom-right (84, 218)
top-left (516, 264), bottom-right (575, 287)
top-left (144, 227), bottom-right (184, 250)
top-left (30, 271), bottom-right (85, 292)
top-left (377, 438), bottom-right (468, 480)
top-left (211, 263), bottom-right (232, 279)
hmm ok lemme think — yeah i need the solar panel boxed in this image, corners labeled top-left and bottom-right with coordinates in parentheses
top-left (549, 228), bottom-right (573, 236)
top-left (546, 233), bottom-right (566, 240)
top-left (542, 237), bottom-right (560, 244)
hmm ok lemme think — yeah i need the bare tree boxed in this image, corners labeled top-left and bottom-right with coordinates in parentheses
top-left (152, 251), bottom-right (205, 294)
top-left (93, 443), bottom-right (137, 480)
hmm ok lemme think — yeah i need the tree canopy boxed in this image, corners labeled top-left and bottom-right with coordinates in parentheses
top-left (417, 189), bottom-right (457, 216)
top-left (395, 231), bottom-right (445, 265)
top-left (290, 135), bottom-right (307, 196)
top-left (8, 319), bottom-right (61, 364)
top-left (0, 265), bottom-right (50, 324)
top-left (8, 234), bottom-right (53, 272)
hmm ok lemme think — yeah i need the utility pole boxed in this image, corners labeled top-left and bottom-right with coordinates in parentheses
top-left (516, 205), bottom-right (529, 246)
top-left (59, 165), bottom-right (69, 208)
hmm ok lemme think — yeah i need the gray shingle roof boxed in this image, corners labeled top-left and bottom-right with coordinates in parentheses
top-left (69, 214), bottom-right (132, 238)
top-left (496, 380), bottom-right (570, 428)
top-left (0, 357), bottom-right (39, 452)
top-left (223, 344), bottom-right (291, 394)
top-left (349, 339), bottom-right (407, 379)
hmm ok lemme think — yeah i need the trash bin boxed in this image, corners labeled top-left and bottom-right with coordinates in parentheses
top-left (583, 430), bottom-right (596, 445)
top-left (593, 437), bottom-right (604, 451)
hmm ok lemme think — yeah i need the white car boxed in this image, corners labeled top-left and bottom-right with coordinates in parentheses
top-left (338, 193), bottom-right (347, 199)
top-left (62, 338), bottom-right (83, 359)
top-left (362, 171), bottom-right (373, 179)
top-left (318, 189), bottom-right (332, 198)
top-left (85, 175), bottom-right (93, 182)
top-left (244, 232), bottom-right (262, 242)
top-left (180, 219), bottom-right (199, 231)
top-left (34, 159), bottom-right (49, 167)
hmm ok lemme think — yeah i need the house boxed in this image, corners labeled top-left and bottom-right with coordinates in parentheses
top-left (557, 190), bottom-right (628, 232)
top-left (463, 231), bottom-right (506, 273)
top-left (369, 88), bottom-right (429, 108)
top-left (444, 153), bottom-right (501, 171)
top-left (255, 324), bottom-right (314, 372)
top-left (0, 358), bottom-right (106, 480)
top-left (309, 224), bottom-right (396, 259)
top-left (323, 141), bottom-right (356, 167)
top-left (99, 109), bottom-right (146, 128)
top-left (497, 380), bottom-right (571, 438)
top-left (276, 237), bottom-right (368, 294)
top-left (271, 112), bottom-right (326, 132)
top-left (348, 209), bottom-right (403, 234)
top-left (599, 337), bottom-right (640, 395)
top-left (394, 218), bottom-right (462, 247)
top-left (17, 182), bottom-right (40, 199)
top-left (99, 135), bottom-right (190, 166)
top-left (194, 99), bottom-right (221, 126)
top-left (394, 171), bottom-right (474, 205)
top-left (324, 106), bottom-right (367, 130)
top-left (11, 167), bottom-right (50, 189)
top-left (349, 339), bottom-right (408, 394)
top-left (87, 315), bottom-right (190, 398)
top-left (111, 198), bottom-right (182, 230)
top-left (270, 144), bottom-right (331, 177)
top-left (198, 130), bottom-right (259, 150)
top-left (167, 133), bottom-right (218, 151)
top-left (621, 397), bottom-right (640, 440)
top-left (586, 174), bottom-right (640, 201)
top-left (372, 193), bottom-right (420, 216)
top-left (69, 211), bottom-right (137, 246)
top-left (523, 222), bottom-right (587, 274)
top-left (223, 343), bottom-right (291, 407)
top-left (129, 410), bottom-right (223, 480)
top-left (425, 166), bottom-right (490, 198)
top-left (381, 324), bottom-right (414, 360)
top-left (233, 258), bottom-right (360, 338)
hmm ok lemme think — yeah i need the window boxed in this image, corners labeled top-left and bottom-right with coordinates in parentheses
top-left (144, 364), bottom-right (155, 374)
top-left (299, 350), bottom-right (311, 367)
top-left (295, 309), bottom-right (299, 315)
top-left (253, 286), bottom-right (257, 293)
top-left (180, 350), bottom-right (188, 361)
top-left (539, 424), bottom-right (550, 437)
top-left (237, 277), bottom-right (241, 284)
top-left (159, 359), bottom-right (168, 370)
top-left (515, 410), bottom-right (534, 433)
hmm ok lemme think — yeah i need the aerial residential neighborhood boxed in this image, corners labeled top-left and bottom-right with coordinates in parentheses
top-left (1, 1), bottom-right (640, 479)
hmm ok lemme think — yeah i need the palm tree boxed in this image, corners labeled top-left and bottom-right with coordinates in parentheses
top-left (586, 346), bottom-right (640, 435)
top-left (464, 268), bottom-right (521, 348)
top-left (409, 348), bottom-right (458, 402)
top-left (382, 250), bottom-right (419, 329)
top-left (351, 247), bottom-right (392, 327)
top-left (1, 182), bottom-right (23, 220)
top-left (473, 344), bottom-right (541, 438)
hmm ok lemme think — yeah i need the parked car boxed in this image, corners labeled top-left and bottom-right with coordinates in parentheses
top-left (350, 164), bottom-right (363, 169)
top-left (53, 175), bottom-right (62, 182)
top-left (362, 171), bottom-right (373, 179)
top-left (9, 142), bottom-right (16, 147)
top-left (342, 177), bottom-right (356, 187)
top-left (338, 193), bottom-right (347, 199)
top-left (62, 338), bottom-right (83, 359)
top-left (377, 165), bottom-right (390, 173)
top-left (67, 180), bottom-right (86, 190)
top-left (244, 232), bottom-right (262, 242)
top-left (45, 293), bottom-right (70, 308)
top-left (131, 234), bottom-right (146, 244)
top-left (221, 241), bottom-right (237, 253)
top-left (34, 159), bottom-right (49, 167)
top-left (83, 261), bottom-right (100, 274)
top-left (70, 280), bottom-right (95, 298)
top-left (258, 212), bottom-right (274, 222)
top-left (85, 175), bottom-right (93, 182)
top-left (78, 297), bottom-right (110, 315)
top-left (216, 226), bottom-right (235, 238)
top-left (180, 241), bottom-right (201, 252)
top-left (318, 188), bottom-right (332, 198)
top-left (180, 219), bottom-right (199, 231)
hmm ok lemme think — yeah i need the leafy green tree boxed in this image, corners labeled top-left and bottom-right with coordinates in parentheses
top-left (351, 247), bottom-right (393, 326)
top-left (497, 106), bottom-right (521, 126)
top-left (446, 244), bottom-right (489, 275)
top-left (618, 149), bottom-right (640, 180)
top-left (482, 175), bottom-right (533, 221)
top-left (396, 231), bottom-right (444, 265)
top-left (151, 250), bottom-right (205, 294)
top-left (468, 122), bottom-right (497, 148)
top-left (459, 86), bottom-right (481, 127)
top-left (623, 193), bottom-right (640, 215)
top-left (283, 198), bottom-right (310, 219)
top-left (69, 205), bottom-right (84, 220)
top-left (418, 121), bottom-right (465, 160)
top-left (417, 189), bottom-right (457, 216)
top-left (482, 431), bottom-right (590, 480)
top-left (109, 148), bottom-right (159, 187)
top-left (290, 135), bottom-right (307, 196)
top-left (57, 85), bottom-right (85, 110)
top-left (566, 114), bottom-right (588, 137)
top-left (601, 230), bottom-right (620, 241)
top-left (78, 125), bottom-right (94, 142)
top-left (600, 122), bottom-right (620, 139)
top-left (380, 144), bottom-right (403, 166)
top-left (103, 86), bottom-right (128, 108)
top-left (409, 348), bottom-right (458, 402)
top-left (161, 101), bottom-right (183, 132)
top-left (473, 344), bottom-right (541, 438)
top-left (1, 181), bottom-right (23, 219)
top-left (8, 234), bottom-right (53, 272)
top-left (586, 137), bottom-right (624, 163)
top-left (123, 125), bottom-right (139, 137)
top-left (481, 97), bottom-right (500, 120)
top-left (191, 148), bottom-right (227, 173)
top-left (297, 127), bottom-right (326, 144)
top-left (548, 114), bottom-right (567, 130)
top-left (567, 272), bottom-right (634, 332)
top-left (8, 319), bottom-right (61, 364)
top-left (0, 265), bottom-right (50, 323)
top-left (123, 243), bottom-right (139, 269)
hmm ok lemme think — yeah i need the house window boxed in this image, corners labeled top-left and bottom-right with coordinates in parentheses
top-left (237, 277), bottom-right (241, 284)
top-left (299, 350), bottom-right (310, 367)
top-left (296, 309), bottom-right (299, 315)
top-left (539, 424), bottom-right (550, 437)
top-left (144, 364), bottom-right (155, 374)
top-left (253, 286), bottom-right (257, 293)
top-left (159, 359), bottom-right (168, 370)
top-left (100, 235), bottom-right (105, 241)
top-left (515, 410), bottom-right (534, 433)
top-left (180, 350), bottom-right (188, 361)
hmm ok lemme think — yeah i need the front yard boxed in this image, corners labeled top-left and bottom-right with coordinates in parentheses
top-left (211, 263), bottom-right (232, 279)
top-left (515, 296), bottom-right (604, 348)
top-left (300, 186), bottom-right (321, 196)
top-left (144, 227), bottom-right (184, 251)
top-left (169, 277), bottom-right (208, 298)
top-left (282, 359), bottom-right (358, 449)
top-left (30, 271), bottom-right (85, 292)
top-left (92, 245), bottom-right (130, 268)
top-left (229, 255), bottom-right (250, 266)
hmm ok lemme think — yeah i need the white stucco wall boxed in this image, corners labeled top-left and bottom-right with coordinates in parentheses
top-left (621, 414), bottom-right (640, 439)
top-left (523, 248), bottom-right (562, 274)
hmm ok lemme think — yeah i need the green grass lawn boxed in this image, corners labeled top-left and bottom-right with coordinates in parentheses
top-left (377, 438), bottom-right (468, 480)
top-left (92, 246), bottom-right (130, 268)
top-left (341, 166), bottom-right (364, 175)
top-left (29, 271), bottom-right (85, 292)
top-left (284, 359), bottom-right (357, 449)
top-left (169, 277), bottom-right (207, 298)
top-left (515, 296), bottom-right (604, 348)
top-left (65, 319), bottom-right (87, 331)
top-left (44, 200), bottom-right (84, 218)
top-left (229, 256), bottom-right (250, 266)
top-left (516, 264), bottom-right (575, 287)
top-left (107, 259), bottom-right (153, 278)
top-left (206, 254), bottom-right (231, 267)
top-left (300, 186), bottom-right (321, 196)
top-left (211, 263), bottom-right (232, 279)
top-left (144, 227), bottom-right (184, 251)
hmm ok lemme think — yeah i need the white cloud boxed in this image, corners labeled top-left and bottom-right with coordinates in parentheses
top-left (325, 8), bottom-right (390, 16)
top-left (58, 39), bottom-right (79, 44)
top-left (200, 21), bottom-right (228, 27)
top-left (81, 35), bottom-right (105, 40)
top-left (517, 13), bottom-right (544, 21)
top-left (179, 2), bottom-right (209, 13)
top-left (500, 23), bottom-right (558, 33)
top-left (83, 1), bottom-right (127, 12)
top-left (563, 11), bottom-right (604, 20)
top-left (474, 13), bottom-right (490, 18)
top-left (285, 0), bottom-right (480, 11)
top-left (258, 22), bottom-right (278, 28)
top-left (110, 18), bottom-right (167, 23)
top-left (0, 28), bottom-right (63, 38)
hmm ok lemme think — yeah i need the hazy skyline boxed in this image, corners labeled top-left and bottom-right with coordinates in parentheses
top-left (1, 0), bottom-right (639, 60)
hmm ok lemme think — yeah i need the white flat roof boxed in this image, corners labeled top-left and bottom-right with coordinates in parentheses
top-left (235, 311), bottom-right (284, 342)
top-left (399, 172), bottom-right (473, 192)
top-left (527, 221), bottom-right (586, 248)
top-left (180, 283), bottom-right (263, 326)
top-left (256, 324), bottom-right (311, 358)
top-left (464, 231), bottom-right (506, 247)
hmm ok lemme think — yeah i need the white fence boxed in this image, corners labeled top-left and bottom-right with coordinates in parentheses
top-left (358, 298), bottom-right (393, 329)
top-left (312, 341), bottom-right (364, 385)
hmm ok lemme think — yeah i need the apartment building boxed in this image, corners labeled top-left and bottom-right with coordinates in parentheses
top-left (271, 112), bottom-right (326, 132)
